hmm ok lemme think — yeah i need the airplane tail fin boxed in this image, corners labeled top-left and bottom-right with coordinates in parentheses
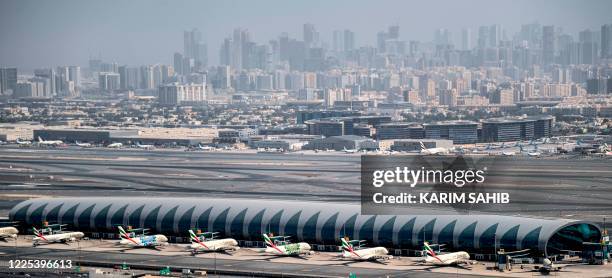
top-left (340, 237), bottom-right (353, 252)
top-left (118, 226), bottom-right (129, 239)
top-left (32, 227), bottom-right (40, 236)
top-left (423, 242), bottom-right (436, 257)
top-left (419, 141), bottom-right (426, 150)
top-left (189, 229), bottom-right (199, 243)
top-left (263, 233), bottom-right (274, 247)
top-left (38, 137), bottom-right (43, 142)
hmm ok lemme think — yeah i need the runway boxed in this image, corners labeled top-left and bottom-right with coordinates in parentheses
top-left (0, 146), bottom-right (611, 223)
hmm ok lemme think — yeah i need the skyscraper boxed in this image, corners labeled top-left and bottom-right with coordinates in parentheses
top-left (0, 68), bottom-right (18, 95)
top-left (303, 23), bottom-right (318, 47)
top-left (579, 29), bottom-right (598, 65)
top-left (542, 25), bottom-right (556, 65)
top-left (461, 28), bottom-right (472, 50)
top-left (601, 24), bottom-right (612, 59)
top-left (184, 28), bottom-right (207, 70)
top-left (343, 30), bottom-right (355, 52)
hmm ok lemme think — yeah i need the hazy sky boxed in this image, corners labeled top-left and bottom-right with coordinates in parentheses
top-left (1, 0), bottom-right (611, 70)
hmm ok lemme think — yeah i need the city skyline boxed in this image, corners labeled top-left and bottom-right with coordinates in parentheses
top-left (1, 0), bottom-right (612, 69)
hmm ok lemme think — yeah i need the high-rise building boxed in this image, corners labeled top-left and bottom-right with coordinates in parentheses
top-left (333, 30), bottom-right (344, 52)
top-left (542, 25), bottom-right (556, 65)
top-left (388, 25), bottom-right (400, 40)
top-left (602, 24), bottom-right (612, 59)
top-left (343, 30), bottom-right (355, 52)
top-left (98, 72), bottom-right (120, 91)
top-left (477, 26), bottom-right (488, 49)
top-left (55, 66), bottom-right (79, 97)
top-left (461, 28), bottom-right (472, 50)
top-left (183, 28), bottom-right (207, 70)
top-left (303, 23), bottom-right (318, 47)
top-left (158, 82), bottom-right (206, 106)
top-left (579, 29), bottom-right (599, 65)
top-left (34, 68), bottom-right (56, 96)
top-left (15, 81), bottom-right (45, 98)
top-left (434, 28), bottom-right (452, 45)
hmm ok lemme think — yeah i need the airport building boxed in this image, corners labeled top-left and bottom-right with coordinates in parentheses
top-left (390, 139), bottom-right (453, 152)
top-left (422, 121), bottom-right (479, 144)
top-left (305, 118), bottom-right (353, 137)
top-left (303, 135), bottom-right (377, 151)
top-left (377, 123), bottom-right (424, 140)
top-left (10, 197), bottom-right (600, 258)
top-left (33, 128), bottom-right (139, 143)
top-left (481, 116), bottom-right (553, 142)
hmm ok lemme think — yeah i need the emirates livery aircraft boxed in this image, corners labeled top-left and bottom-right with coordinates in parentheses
top-left (31, 224), bottom-right (84, 247)
top-left (0, 226), bottom-right (19, 241)
top-left (261, 233), bottom-right (313, 257)
top-left (339, 238), bottom-right (392, 261)
top-left (421, 242), bottom-right (472, 266)
top-left (188, 229), bottom-right (239, 255)
top-left (117, 226), bottom-right (168, 249)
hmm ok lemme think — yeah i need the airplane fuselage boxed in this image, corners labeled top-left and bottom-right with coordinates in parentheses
top-left (32, 231), bottom-right (84, 245)
top-left (190, 238), bottom-right (239, 253)
top-left (424, 251), bottom-right (470, 265)
top-left (119, 234), bottom-right (168, 247)
top-left (0, 227), bottom-right (19, 239)
top-left (343, 247), bottom-right (390, 260)
top-left (265, 242), bottom-right (311, 256)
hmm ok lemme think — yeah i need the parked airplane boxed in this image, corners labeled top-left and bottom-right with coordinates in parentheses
top-left (197, 144), bottom-right (215, 151)
top-left (260, 233), bottom-right (313, 256)
top-left (188, 230), bottom-right (239, 255)
top-left (31, 224), bottom-right (84, 247)
top-left (502, 150), bottom-right (516, 156)
top-left (339, 238), bottom-right (392, 261)
top-left (74, 141), bottom-right (92, 148)
top-left (135, 142), bottom-right (154, 150)
top-left (0, 226), bottom-right (19, 241)
top-left (343, 147), bottom-right (358, 154)
top-left (37, 137), bottom-right (63, 146)
top-left (533, 258), bottom-right (571, 274)
top-left (420, 242), bottom-right (471, 266)
top-left (420, 141), bottom-right (450, 155)
top-left (107, 142), bottom-right (123, 148)
top-left (117, 226), bottom-right (168, 249)
top-left (16, 139), bottom-right (32, 146)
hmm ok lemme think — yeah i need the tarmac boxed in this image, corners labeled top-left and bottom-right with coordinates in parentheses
top-left (1, 237), bottom-right (611, 277)
top-left (0, 145), bottom-right (610, 223)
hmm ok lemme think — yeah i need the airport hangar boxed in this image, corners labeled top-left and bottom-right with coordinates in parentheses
top-left (10, 197), bottom-right (600, 259)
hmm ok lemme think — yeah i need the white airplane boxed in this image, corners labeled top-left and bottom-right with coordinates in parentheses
top-left (420, 141), bottom-right (450, 155)
top-left (501, 150), bottom-right (516, 156)
top-left (135, 142), bottom-right (154, 150)
top-left (188, 230), bottom-right (239, 255)
top-left (527, 151), bottom-right (542, 157)
top-left (37, 137), bottom-right (63, 146)
top-left (16, 139), bottom-right (32, 146)
top-left (107, 142), bottom-right (123, 148)
top-left (117, 226), bottom-right (168, 249)
top-left (533, 258), bottom-right (573, 274)
top-left (197, 144), bottom-right (215, 151)
top-left (0, 226), bottom-right (19, 241)
top-left (74, 141), bottom-right (92, 148)
top-left (343, 147), bottom-right (358, 154)
top-left (260, 233), bottom-right (313, 257)
top-left (31, 225), bottom-right (84, 247)
top-left (339, 238), bottom-right (392, 261)
top-left (421, 242), bottom-right (471, 266)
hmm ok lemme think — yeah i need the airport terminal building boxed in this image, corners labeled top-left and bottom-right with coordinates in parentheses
top-left (10, 197), bottom-right (600, 258)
